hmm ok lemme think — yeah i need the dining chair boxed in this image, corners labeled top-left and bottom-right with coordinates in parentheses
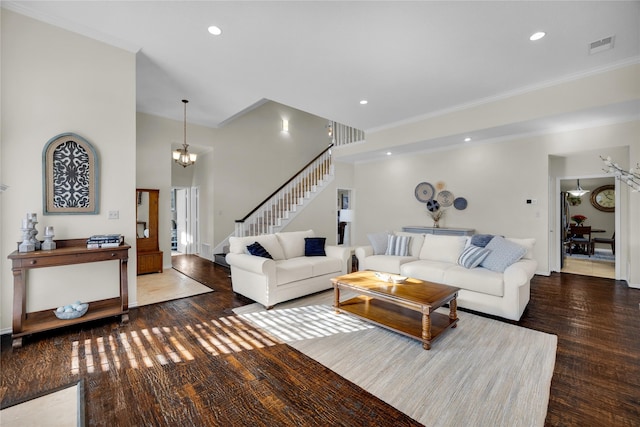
top-left (592, 232), bottom-right (615, 255)
top-left (567, 226), bottom-right (592, 256)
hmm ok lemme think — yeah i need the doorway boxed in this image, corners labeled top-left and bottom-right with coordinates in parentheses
top-left (171, 186), bottom-right (200, 256)
top-left (337, 188), bottom-right (353, 246)
top-left (557, 177), bottom-right (616, 279)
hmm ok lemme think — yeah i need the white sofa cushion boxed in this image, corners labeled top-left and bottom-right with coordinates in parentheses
top-left (443, 265), bottom-right (505, 297)
top-left (361, 254), bottom-right (418, 274)
top-left (308, 256), bottom-right (342, 276)
top-left (276, 258), bottom-right (313, 285)
top-left (276, 229), bottom-right (315, 259)
top-left (229, 234), bottom-right (286, 260)
top-left (400, 260), bottom-right (454, 284)
top-left (419, 234), bottom-right (468, 264)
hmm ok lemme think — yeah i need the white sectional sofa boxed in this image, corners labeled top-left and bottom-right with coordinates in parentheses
top-left (226, 229), bottom-right (351, 309)
top-left (355, 232), bottom-right (537, 321)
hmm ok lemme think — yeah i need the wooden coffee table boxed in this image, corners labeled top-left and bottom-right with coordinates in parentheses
top-left (331, 270), bottom-right (459, 350)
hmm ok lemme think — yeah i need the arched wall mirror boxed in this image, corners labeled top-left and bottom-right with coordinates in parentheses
top-left (136, 189), bottom-right (163, 275)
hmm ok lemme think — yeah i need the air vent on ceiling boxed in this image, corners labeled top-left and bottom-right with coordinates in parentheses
top-left (589, 35), bottom-right (615, 55)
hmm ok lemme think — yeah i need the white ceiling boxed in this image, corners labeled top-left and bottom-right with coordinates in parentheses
top-left (4, 1), bottom-right (640, 135)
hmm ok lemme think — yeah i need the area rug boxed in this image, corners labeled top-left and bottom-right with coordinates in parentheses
top-left (0, 381), bottom-right (84, 427)
top-left (234, 291), bottom-right (557, 427)
top-left (567, 248), bottom-right (615, 262)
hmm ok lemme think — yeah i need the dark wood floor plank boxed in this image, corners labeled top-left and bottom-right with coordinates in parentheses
top-left (2, 256), bottom-right (639, 426)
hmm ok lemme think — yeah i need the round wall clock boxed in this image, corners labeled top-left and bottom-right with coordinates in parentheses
top-left (590, 185), bottom-right (615, 212)
top-left (414, 182), bottom-right (435, 203)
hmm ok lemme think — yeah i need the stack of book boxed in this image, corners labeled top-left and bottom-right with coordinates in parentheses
top-left (86, 234), bottom-right (123, 249)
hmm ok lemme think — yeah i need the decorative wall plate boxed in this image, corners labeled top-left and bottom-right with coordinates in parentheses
top-left (414, 182), bottom-right (435, 203)
top-left (453, 197), bottom-right (468, 210)
top-left (436, 190), bottom-right (454, 207)
top-left (426, 199), bottom-right (440, 212)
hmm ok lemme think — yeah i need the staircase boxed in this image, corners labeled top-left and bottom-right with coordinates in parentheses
top-left (212, 144), bottom-right (335, 256)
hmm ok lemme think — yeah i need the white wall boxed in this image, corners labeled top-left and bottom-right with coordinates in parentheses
top-left (1, 10), bottom-right (137, 331)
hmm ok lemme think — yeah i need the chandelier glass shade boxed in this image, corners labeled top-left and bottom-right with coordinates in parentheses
top-left (567, 179), bottom-right (589, 197)
top-left (173, 99), bottom-right (197, 168)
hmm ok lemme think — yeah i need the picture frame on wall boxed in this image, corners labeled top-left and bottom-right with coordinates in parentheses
top-left (342, 194), bottom-right (349, 209)
top-left (42, 132), bottom-right (100, 215)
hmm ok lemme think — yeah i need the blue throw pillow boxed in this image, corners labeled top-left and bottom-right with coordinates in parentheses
top-left (458, 245), bottom-right (491, 269)
top-left (480, 236), bottom-right (526, 272)
top-left (304, 237), bottom-right (326, 256)
top-left (247, 241), bottom-right (273, 259)
top-left (470, 234), bottom-right (495, 248)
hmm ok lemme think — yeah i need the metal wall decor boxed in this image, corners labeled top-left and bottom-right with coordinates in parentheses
top-left (43, 133), bottom-right (99, 215)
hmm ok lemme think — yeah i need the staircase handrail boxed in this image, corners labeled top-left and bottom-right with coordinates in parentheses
top-left (236, 143), bottom-right (334, 224)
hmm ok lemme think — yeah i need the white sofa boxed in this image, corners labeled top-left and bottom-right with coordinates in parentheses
top-left (355, 232), bottom-right (537, 321)
top-left (226, 229), bottom-right (351, 309)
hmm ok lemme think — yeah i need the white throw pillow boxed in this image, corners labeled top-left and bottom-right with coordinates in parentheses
top-left (276, 229), bottom-right (314, 259)
top-left (367, 231), bottom-right (390, 255)
top-left (419, 234), bottom-right (468, 264)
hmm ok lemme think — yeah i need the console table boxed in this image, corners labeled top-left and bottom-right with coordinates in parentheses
top-left (402, 226), bottom-right (475, 236)
top-left (8, 238), bottom-right (130, 348)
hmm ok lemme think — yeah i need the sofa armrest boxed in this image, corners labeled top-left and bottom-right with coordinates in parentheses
top-left (355, 245), bottom-right (373, 262)
top-left (504, 258), bottom-right (538, 288)
top-left (225, 253), bottom-right (276, 276)
top-left (325, 245), bottom-right (351, 273)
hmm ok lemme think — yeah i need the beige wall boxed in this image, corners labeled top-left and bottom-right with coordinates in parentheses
top-left (342, 119), bottom-right (638, 285)
top-left (1, 10), bottom-right (137, 332)
top-left (137, 101), bottom-right (333, 261)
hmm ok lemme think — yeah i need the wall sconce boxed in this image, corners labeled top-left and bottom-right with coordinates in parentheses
top-left (281, 119), bottom-right (289, 133)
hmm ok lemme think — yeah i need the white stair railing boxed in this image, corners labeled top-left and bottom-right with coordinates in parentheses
top-left (211, 144), bottom-right (335, 256)
top-left (235, 145), bottom-right (333, 237)
top-left (330, 121), bottom-right (365, 147)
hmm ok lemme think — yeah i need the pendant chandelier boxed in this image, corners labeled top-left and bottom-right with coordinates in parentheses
top-left (173, 99), bottom-right (197, 167)
top-left (567, 179), bottom-right (589, 197)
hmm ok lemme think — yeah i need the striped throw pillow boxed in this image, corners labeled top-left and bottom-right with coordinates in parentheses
top-left (385, 235), bottom-right (411, 256)
top-left (458, 245), bottom-right (491, 269)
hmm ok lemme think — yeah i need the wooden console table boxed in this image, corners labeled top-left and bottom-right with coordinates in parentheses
top-left (402, 226), bottom-right (475, 236)
top-left (8, 238), bottom-right (130, 348)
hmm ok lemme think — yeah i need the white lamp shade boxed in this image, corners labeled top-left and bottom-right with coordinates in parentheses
top-left (339, 209), bottom-right (353, 222)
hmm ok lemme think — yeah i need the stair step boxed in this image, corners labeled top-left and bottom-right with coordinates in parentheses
top-left (214, 253), bottom-right (230, 269)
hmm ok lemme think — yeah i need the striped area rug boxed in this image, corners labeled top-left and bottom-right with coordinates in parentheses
top-left (235, 291), bottom-right (557, 427)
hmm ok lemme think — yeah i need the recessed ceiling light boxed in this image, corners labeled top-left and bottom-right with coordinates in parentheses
top-left (464, 137), bottom-right (472, 142)
top-left (359, 100), bottom-right (368, 105)
top-left (208, 26), bottom-right (222, 36)
top-left (529, 31), bottom-right (546, 41)
top-left (386, 152), bottom-right (392, 156)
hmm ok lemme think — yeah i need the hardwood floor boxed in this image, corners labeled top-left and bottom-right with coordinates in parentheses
top-left (2, 255), bottom-right (639, 426)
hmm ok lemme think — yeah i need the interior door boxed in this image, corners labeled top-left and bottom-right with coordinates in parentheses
top-left (176, 188), bottom-right (188, 253)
